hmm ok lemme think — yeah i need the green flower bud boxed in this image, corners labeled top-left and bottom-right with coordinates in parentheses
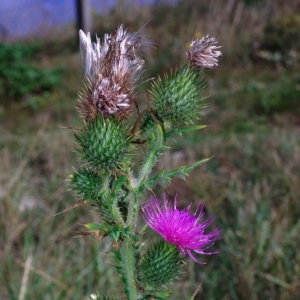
top-left (75, 116), bottom-right (130, 170)
top-left (139, 240), bottom-right (181, 287)
top-left (70, 168), bottom-right (103, 201)
top-left (150, 66), bottom-right (206, 126)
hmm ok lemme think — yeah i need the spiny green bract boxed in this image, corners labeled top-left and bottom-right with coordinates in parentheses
top-left (70, 168), bottom-right (103, 201)
top-left (150, 66), bottom-right (206, 125)
top-left (138, 240), bottom-right (181, 287)
top-left (74, 116), bottom-right (131, 170)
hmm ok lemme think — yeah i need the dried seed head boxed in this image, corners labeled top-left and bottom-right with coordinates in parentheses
top-left (78, 25), bottom-right (145, 120)
top-left (187, 35), bottom-right (222, 68)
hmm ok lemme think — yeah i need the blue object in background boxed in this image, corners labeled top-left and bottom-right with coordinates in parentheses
top-left (0, 0), bottom-right (176, 40)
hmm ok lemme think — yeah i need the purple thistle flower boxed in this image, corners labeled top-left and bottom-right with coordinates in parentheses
top-left (142, 195), bottom-right (222, 264)
top-left (187, 35), bottom-right (222, 68)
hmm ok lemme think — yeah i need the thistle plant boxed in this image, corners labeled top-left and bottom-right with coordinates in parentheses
top-left (64, 25), bottom-right (222, 299)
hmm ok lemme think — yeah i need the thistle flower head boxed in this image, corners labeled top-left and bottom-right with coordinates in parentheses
top-left (78, 25), bottom-right (145, 120)
top-left (187, 35), bottom-right (222, 68)
top-left (143, 195), bottom-right (221, 264)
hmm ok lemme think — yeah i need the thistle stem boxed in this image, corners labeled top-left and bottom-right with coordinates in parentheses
top-left (126, 125), bottom-right (164, 228)
top-left (137, 125), bottom-right (163, 187)
top-left (112, 201), bottom-right (126, 226)
top-left (102, 174), bottom-right (125, 226)
top-left (117, 124), bottom-right (165, 299)
top-left (120, 237), bottom-right (138, 299)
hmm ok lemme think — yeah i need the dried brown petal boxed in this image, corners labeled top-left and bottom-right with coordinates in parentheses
top-left (78, 25), bottom-right (145, 120)
top-left (187, 35), bottom-right (222, 68)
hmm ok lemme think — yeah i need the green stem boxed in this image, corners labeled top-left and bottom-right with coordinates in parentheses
top-left (102, 174), bottom-right (125, 226)
top-left (112, 201), bottom-right (126, 226)
top-left (121, 237), bottom-right (138, 300)
top-left (120, 125), bottom-right (165, 298)
top-left (126, 125), bottom-right (164, 228)
top-left (138, 124), bottom-right (164, 187)
top-left (137, 125), bottom-right (163, 186)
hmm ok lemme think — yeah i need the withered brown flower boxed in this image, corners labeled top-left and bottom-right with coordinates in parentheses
top-left (187, 35), bottom-right (222, 68)
top-left (78, 25), bottom-right (145, 120)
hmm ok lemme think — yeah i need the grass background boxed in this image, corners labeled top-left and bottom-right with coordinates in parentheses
top-left (0, 0), bottom-right (300, 299)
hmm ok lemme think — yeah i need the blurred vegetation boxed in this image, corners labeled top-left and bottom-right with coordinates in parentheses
top-left (0, 43), bottom-right (62, 110)
top-left (262, 13), bottom-right (300, 54)
top-left (0, 0), bottom-right (299, 299)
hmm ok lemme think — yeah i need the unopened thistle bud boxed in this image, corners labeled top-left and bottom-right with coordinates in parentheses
top-left (78, 25), bottom-right (145, 120)
top-left (70, 168), bottom-right (103, 201)
top-left (74, 116), bottom-right (131, 170)
top-left (148, 66), bottom-right (206, 126)
top-left (187, 35), bottom-right (222, 68)
top-left (139, 240), bottom-right (181, 287)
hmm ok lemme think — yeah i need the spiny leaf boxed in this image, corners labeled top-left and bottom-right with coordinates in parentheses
top-left (112, 175), bottom-right (128, 191)
top-left (81, 223), bottom-right (129, 241)
top-left (166, 124), bottom-right (207, 138)
top-left (88, 294), bottom-right (124, 300)
top-left (145, 157), bottom-right (212, 189)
